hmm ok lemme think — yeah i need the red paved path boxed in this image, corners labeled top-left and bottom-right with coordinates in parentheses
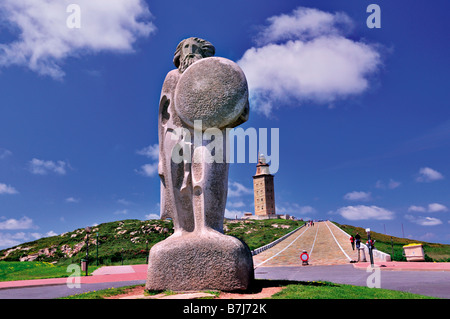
top-left (0, 264), bottom-right (147, 289)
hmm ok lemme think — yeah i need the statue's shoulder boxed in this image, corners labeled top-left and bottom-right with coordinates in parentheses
top-left (161, 69), bottom-right (181, 94)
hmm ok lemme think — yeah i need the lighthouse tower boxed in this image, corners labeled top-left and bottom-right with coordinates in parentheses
top-left (253, 154), bottom-right (276, 218)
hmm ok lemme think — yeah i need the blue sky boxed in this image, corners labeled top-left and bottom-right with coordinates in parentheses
top-left (0, 0), bottom-right (449, 249)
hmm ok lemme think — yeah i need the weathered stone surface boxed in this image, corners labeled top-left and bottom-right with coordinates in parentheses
top-left (147, 37), bottom-right (253, 292)
top-left (174, 57), bottom-right (248, 129)
top-left (146, 231), bottom-right (254, 292)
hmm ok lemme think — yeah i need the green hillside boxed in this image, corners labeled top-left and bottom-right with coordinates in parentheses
top-left (0, 218), bottom-right (304, 266)
top-left (333, 222), bottom-right (450, 262)
top-left (0, 219), bottom-right (172, 265)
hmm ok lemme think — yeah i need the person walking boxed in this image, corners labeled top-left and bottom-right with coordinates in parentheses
top-left (350, 235), bottom-right (355, 250)
top-left (355, 232), bottom-right (361, 250)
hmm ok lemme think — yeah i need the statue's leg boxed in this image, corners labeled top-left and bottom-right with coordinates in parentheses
top-left (162, 129), bottom-right (194, 236)
top-left (147, 129), bottom-right (253, 292)
top-left (191, 135), bottom-right (228, 234)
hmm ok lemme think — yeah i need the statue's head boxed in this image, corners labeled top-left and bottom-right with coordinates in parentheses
top-left (173, 37), bottom-right (215, 73)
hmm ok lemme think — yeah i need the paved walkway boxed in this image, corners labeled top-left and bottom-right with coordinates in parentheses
top-left (253, 221), bottom-right (356, 267)
top-left (253, 220), bottom-right (450, 271)
top-left (0, 264), bottom-right (148, 290)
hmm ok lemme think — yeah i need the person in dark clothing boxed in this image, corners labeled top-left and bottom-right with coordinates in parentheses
top-left (355, 233), bottom-right (361, 250)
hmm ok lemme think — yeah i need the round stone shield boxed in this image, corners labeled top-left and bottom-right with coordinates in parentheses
top-left (174, 57), bottom-right (248, 129)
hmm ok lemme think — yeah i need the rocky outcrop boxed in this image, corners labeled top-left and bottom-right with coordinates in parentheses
top-left (19, 246), bottom-right (58, 262)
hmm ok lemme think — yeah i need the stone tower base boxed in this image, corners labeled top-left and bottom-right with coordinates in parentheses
top-left (145, 231), bottom-right (254, 292)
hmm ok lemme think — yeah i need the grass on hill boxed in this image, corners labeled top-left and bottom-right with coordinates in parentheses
top-left (333, 222), bottom-right (450, 262)
top-left (58, 284), bottom-right (151, 299)
top-left (0, 219), bottom-right (174, 266)
top-left (224, 218), bottom-right (304, 250)
top-left (0, 261), bottom-right (101, 282)
top-left (0, 218), bottom-right (304, 281)
top-left (270, 280), bottom-right (437, 299)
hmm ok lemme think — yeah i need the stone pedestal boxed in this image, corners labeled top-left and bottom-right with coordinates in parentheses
top-left (146, 231), bottom-right (254, 292)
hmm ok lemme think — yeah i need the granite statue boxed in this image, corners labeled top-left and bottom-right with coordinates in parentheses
top-left (145, 37), bottom-right (253, 292)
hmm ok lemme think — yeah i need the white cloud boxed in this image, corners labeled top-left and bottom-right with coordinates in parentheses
top-left (0, 148), bottom-right (12, 159)
top-left (0, 229), bottom-right (59, 248)
top-left (375, 179), bottom-right (401, 190)
top-left (136, 144), bottom-right (159, 160)
top-left (136, 163), bottom-right (158, 177)
top-left (28, 232), bottom-right (41, 239)
top-left (336, 205), bottom-right (394, 220)
top-left (405, 215), bottom-right (442, 226)
top-left (136, 144), bottom-right (159, 177)
top-left (0, 232), bottom-right (23, 248)
top-left (45, 230), bottom-right (58, 237)
top-left (408, 203), bottom-right (448, 213)
top-left (374, 180), bottom-right (384, 189)
top-left (416, 167), bottom-right (444, 182)
top-left (65, 197), bottom-right (79, 203)
top-left (419, 232), bottom-right (436, 241)
top-left (388, 179), bottom-right (401, 189)
top-left (228, 181), bottom-right (253, 197)
top-left (343, 191), bottom-right (372, 201)
top-left (117, 198), bottom-right (133, 206)
top-left (276, 202), bottom-right (316, 217)
top-left (298, 205), bottom-right (316, 215)
top-left (145, 213), bottom-right (160, 220)
top-left (0, 0), bottom-right (155, 79)
top-left (227, 201), bottom-right (246, 208)
top-left (255, 7), bottom-right (354, 45)
top-left (0, 216), bottom-right (35, 230)
top-left (0, 183), bottom-right (18, 195)
top-left (238, 6), bottom-right (382, 116)
top-left (113, 209), bottom-right (128, 215)
top-left (408, 205), bottom-right (427, 213)
top-left (225, 209), bottom-right (250, 219)
top-left (28, 158), bottom-right (69, 175)
top-left (427, 203), bottom-right (448, 213)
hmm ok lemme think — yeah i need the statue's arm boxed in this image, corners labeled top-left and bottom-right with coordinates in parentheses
top-left (158, 69), bottom-right (180, 175)
top-left (158, 70), bottom-right (181, 220)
